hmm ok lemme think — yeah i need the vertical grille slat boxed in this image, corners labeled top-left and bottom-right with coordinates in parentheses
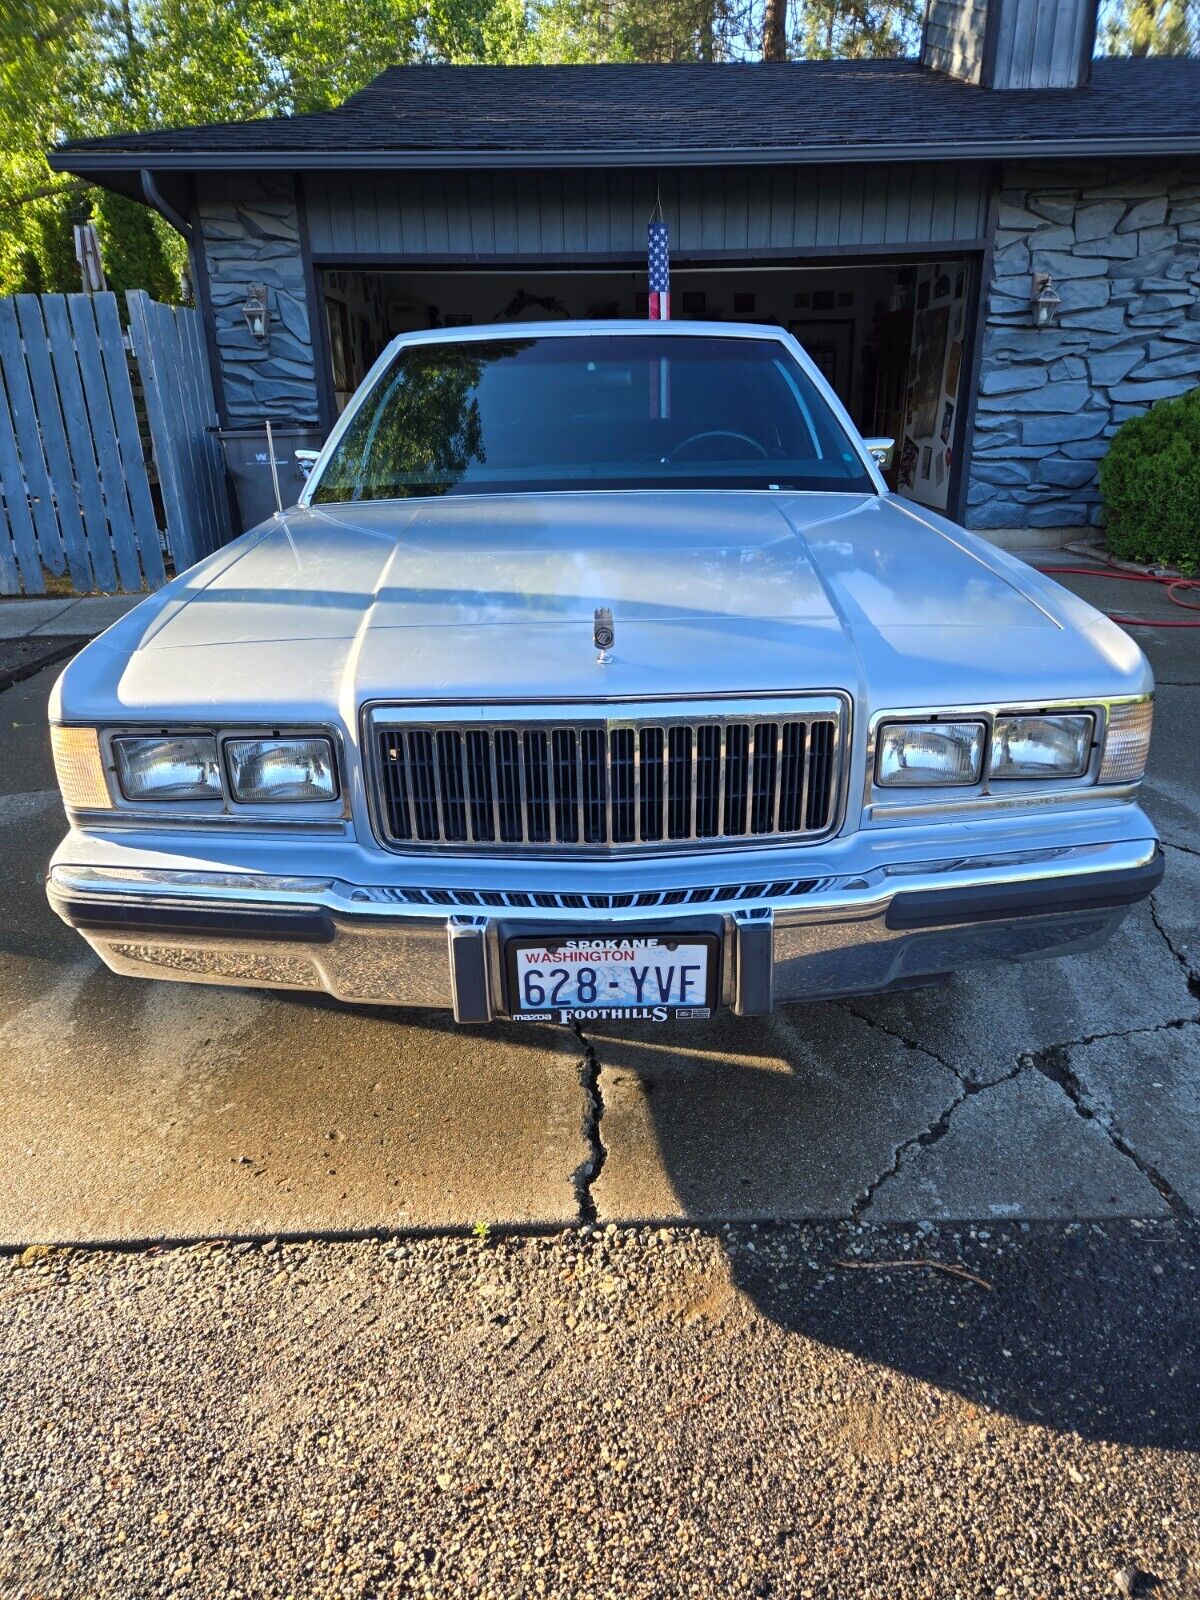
top-left (407, 730), bottom-right (439, 841)
top-left (466, 730), bottom-right (494, 842)
top-left (611, 727), bottom-right (636, 844)
top-left (495, 728), bottom-right (523, 842)
top-left (523, 729), bottom-right (551, 843)
top-left (581, 727), bottom-right (606, 844)
top-left (640, 728), bottom-right (663, 842)
top-left (723, 723), bottom-right (749, 837)
top-left (374, 706), bottom-right (840, 850)
top-left (778, 720), bottom-right (806, 834)
top-left (751, 722), bottom-right (776, 835)
top-left (436, 730), bottom-right (466, 842)
top-left (806, 718), bottom-right (835, 831)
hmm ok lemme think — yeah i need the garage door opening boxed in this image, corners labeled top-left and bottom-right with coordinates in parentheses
top-left (317, 258), bottom-right (975, 514)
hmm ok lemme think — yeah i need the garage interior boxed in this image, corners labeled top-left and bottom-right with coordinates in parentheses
top-left (317, 257), bottom-right (975, 513)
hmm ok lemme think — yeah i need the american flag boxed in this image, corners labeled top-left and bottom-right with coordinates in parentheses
top-left (647, 219), bottom-right (670, 320)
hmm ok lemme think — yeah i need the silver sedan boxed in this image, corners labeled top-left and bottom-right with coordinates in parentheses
top-left (45, 322), bottom-right (1161, 1027)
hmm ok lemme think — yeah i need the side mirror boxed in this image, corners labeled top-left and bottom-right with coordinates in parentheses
top-left (295, 448), bottom-right (321, 479)
top-left (864, 437), bottom-right (894, 471)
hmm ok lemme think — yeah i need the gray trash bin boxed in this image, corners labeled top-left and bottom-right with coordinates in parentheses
top-left (216, 423), bottom-right (327, 532)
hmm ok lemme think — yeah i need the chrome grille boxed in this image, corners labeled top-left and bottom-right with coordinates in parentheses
top-left (370, 699), bottom-right (844, 853)
top-left (368, 878), bottom-right (826, 909)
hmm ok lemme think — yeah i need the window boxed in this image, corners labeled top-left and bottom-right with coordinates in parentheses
top-left (310, 333), bottom-right (874, 503)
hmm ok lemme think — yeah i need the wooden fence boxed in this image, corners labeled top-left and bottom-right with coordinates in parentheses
top-left (126, 290), bottom-right (232, 577)
top-left (0, 290), bottom-right (233, 596)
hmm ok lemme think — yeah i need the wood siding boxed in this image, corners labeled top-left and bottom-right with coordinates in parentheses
top-left (924, 0), bottom-right (1094, 89)
top-left (923, 0), bottom-right (990, 85)
top-left (987, 0), bottom-right (1093, 89)
top-left (304, 165), bottom-right (990, 261)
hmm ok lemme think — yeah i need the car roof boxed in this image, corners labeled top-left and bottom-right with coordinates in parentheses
top-left (387, 320), bottom-right (793, 349)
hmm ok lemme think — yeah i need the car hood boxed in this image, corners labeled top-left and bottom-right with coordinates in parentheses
top-left (57, 491), bottom-right (1148, 724)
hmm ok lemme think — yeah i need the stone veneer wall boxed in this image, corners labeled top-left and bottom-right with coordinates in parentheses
top-left (196, 175), bottom-right (320, 424)
top-left (966, 161), bottom-right (1200, 532)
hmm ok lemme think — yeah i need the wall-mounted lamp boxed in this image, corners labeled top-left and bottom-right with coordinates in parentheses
top-left (1031, 271), bottom-right (1061, 330)
top-left (241, 283), bottom-right (271, 344)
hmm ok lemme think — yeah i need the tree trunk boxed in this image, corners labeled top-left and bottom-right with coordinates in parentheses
top-left (762, 0), bottom-right (787, 60)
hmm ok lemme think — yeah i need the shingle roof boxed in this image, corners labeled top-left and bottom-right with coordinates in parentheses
top-left (51, 57), bottom-right (1200, 173)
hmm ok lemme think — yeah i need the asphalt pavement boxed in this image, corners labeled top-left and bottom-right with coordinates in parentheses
top-left (1, 1220), bottom-right (1197, 1600)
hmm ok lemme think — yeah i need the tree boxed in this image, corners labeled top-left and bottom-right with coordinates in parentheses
top-left (763, 0), bottom-right (787, 60)
top-left (0, 0), bottom-right (515, 297)
top-left (794, 0), bottom-right (921, 57)
top-left (517, 0), bottom-right (753, 63)
top-left (1098, 0), bottom-right (1199, 53)
top-left (9, 0), bottom-right (1196, 300)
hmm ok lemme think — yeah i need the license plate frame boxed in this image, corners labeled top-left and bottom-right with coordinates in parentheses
top-left (503, 926), bottom-right (722, 1024)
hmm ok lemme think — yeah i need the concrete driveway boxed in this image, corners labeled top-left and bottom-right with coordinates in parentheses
top-left (0, 564), bottom-right (1196, 1245)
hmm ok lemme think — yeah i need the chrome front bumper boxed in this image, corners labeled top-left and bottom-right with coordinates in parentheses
top-left (47, 834), bottom-right (1164, 1021)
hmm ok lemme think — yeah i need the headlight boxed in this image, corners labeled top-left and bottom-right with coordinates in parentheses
top-left (113, 735), bottom-right (222, 801)
top-left (876, 720), bottom-right (985, 787)
top-left (51, 725), bottom-right (113, 810)
top-left (225, 736), bottom-right (337, 803)
top-left (990, 713), bottom-right (1093, 780)
top-left (1099, 699), bottom-right (1153, 785)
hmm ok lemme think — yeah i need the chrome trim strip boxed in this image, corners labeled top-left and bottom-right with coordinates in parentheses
top-left (632, 727), bottom-right (643, 846)
top-left (771, 722), bottom-right (784, 833)
top-left (48, 834), bottom-right (1160, 926)
top-left (869, 784), bottom-right (1141, 822)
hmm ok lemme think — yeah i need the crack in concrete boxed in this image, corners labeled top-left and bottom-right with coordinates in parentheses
top-left (836, 1000), bottom-right (957, 1079)
top-left (569, 1025), bottom-right (606, 1224)
top-left (1148, 891), bottom-right (1200, 1000)
top-left (1049, 1015), bottom-right (1200, 1052)
top-left (842, 999), bottom-right (1199, 1222)
top-left (1028, 1044), bottom-right (1192, 1219)
top-left (838, 997), bottom-right (1017, 1089)
top-left (850, 1058), bottom-right (1025, 1221)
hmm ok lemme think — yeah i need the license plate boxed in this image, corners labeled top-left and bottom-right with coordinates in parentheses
top-left (506, 932), bottom-right (719, 1023)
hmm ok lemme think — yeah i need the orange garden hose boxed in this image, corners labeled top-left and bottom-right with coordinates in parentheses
top-left (1036, 565), bottom-right (1200, 627)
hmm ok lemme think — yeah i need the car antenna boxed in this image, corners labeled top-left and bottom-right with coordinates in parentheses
top-left (265, 418), bottom-right (284, 516)
top-left (263, 416), bottom-right (302, 571)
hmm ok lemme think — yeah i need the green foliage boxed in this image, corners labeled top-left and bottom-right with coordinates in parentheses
top-left (90, 191), bottom-right (181, 302)
top-left (794, 0), bottom-right (922, 58)
top-left (4, 0), bottom-right (1196, 301)
top-left (1098, 0), bottom-right (1199, 55)
top-left (312, 345), bottom-right (499, 499)
top-left (517, 0), bottom-right (752, 62)
top-left (0, 0), bottom-right (519, 299)
top-left (1099, 386), bottom-right (1200, 573)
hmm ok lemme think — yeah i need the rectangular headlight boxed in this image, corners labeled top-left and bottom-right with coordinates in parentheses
top-left (876, 720), bottom-right (985, 787)
top-left (50, 725), bottom-right (113, 810)
top-left (113, 735), bottom-right (222, 802)
top-left (1099, 699), bottom-right (1153, 785)
top-left (990, 713), bottom-right (1094, 781)
top-left (225, 736), bottom-right (337, 803)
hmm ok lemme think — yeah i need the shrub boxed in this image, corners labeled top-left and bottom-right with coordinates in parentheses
top-left (1100, 385), bottom-right (1200, 573)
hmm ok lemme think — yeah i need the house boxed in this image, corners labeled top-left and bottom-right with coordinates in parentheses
top-left (51, 0), bottom-right (1200, 540)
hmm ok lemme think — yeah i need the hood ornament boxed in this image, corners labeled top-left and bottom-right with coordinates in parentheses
top-left (593, 607), bottom-right (615, 665)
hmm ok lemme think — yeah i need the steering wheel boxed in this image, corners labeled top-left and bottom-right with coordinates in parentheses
top-left (664, 430), bottom-right (769, 464)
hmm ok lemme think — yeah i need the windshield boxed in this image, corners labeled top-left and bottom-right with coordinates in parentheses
top-left (309, 333), bottom-right (874, 502)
